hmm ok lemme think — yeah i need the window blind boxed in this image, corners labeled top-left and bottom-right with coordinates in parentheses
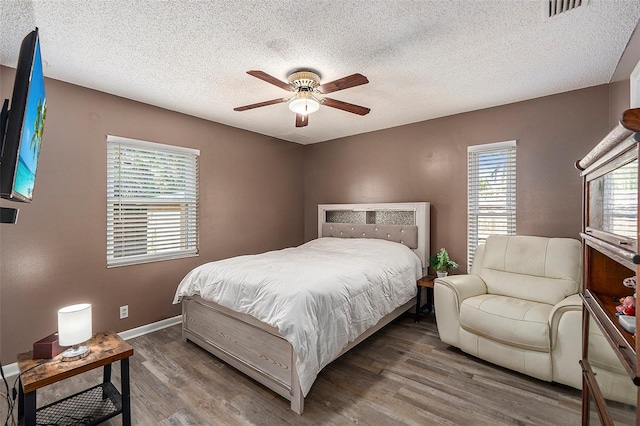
top-left (467, 141), bottom-right (516, 269)
top-left (603, 159), bottom-right (637, 239)
top-left (107, 136), bottom-right (199, 267)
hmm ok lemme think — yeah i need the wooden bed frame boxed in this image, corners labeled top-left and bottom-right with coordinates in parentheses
top-left (181, 202), bottom-right (430, 414)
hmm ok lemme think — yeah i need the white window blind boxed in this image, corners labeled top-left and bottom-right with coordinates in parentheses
top-left (107, 136), bottom-right (199, 267)
top-left (467, 141), bottom-right (516, 269)
top-left (603, 159), bottom-right (637, 239)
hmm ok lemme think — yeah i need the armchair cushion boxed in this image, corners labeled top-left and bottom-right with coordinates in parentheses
top-left (459, 295), bottom-right (553, 352)
top-left (479, 236), bottom-right (582, 305)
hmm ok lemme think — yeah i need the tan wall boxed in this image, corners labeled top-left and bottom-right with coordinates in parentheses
top-left (303, 85), bottom-right (610, 273)
top-left (609, 23), bottom-right (640, 127)
top-left (0, 67), bottom-right (305, 360)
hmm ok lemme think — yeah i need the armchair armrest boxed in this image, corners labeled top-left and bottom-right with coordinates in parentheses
top-left (434, 274), bottom-right (487, 347)
top-left (434, 274), bottom-right (488, 307)
top-left (548, 293), bottom-right (583, 388)
top-left (548, 293), bottom-right (582, 347)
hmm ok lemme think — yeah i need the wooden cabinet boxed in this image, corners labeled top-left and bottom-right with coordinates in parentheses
top-left (577, 108), bottom-right (640, 425)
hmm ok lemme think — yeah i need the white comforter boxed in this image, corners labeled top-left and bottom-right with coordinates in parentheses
top-left (173, 237), bottom-right (422, 396)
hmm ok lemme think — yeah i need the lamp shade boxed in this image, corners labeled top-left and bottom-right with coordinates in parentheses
top-left (58, 303), bottom-right (92, 346)
top-left (289, 92), bottom-right (320, 115)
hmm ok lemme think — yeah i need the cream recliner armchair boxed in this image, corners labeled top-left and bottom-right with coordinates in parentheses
top-left (434, 235), bottom-right (583, 389)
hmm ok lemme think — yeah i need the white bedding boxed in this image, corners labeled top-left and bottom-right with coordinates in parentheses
top-left (173, 237), bottom-right (422, 396)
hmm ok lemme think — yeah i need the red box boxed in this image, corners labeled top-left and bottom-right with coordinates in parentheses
top-left (33, 333), bottom-right (67, 359)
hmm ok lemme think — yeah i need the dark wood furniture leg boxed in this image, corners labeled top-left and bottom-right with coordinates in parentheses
top-left (103, 363), bottom-right (112, 399)
top-left (415, 285), bottom-right (422, 323)
top-left (18, 381), bottom-right (36, 426)
top-left (121, 357), bottom-right (131, 426)
top-left (103, 363), bottom-right (111, 382)
top-left (17, 380), bottom-right (23, 422)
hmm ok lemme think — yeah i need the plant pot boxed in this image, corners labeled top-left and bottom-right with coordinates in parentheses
top-left (436, 271), bottom-right (448, 278)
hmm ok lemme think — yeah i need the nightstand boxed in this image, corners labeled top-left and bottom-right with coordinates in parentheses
top-left (415, 275), bottom-right (436, 323)
top-left (17, 330), bottom-right (133, 426)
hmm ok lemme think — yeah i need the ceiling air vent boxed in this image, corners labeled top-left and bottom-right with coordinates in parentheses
top-left (546, 0), bottom-right (584, 18)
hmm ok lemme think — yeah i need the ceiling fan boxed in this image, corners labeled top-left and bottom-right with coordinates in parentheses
top-left (234, 70), bottom-right (371, 127)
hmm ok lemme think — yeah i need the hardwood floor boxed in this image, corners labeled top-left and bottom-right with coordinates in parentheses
top-left (2, 313), bottom-right (584, 425)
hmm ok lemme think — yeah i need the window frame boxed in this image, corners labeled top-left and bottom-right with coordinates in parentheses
top-left (467, 140), bottom-right (517, 270)
top-left (631, 59), bottom-right (640, 109)
top-left (106, 135), bottom-right (199, 268)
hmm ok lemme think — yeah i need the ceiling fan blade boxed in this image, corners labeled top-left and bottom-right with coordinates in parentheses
top-left (234, 98), bottom-right (285, 112)
top-left (317, 73), bottom-right (369, 94)
top-left (322, 97), bottom-right (370, 116)
top-left (246, 70), bottom-right (292, 91)
top-left (296, 113), bottom-right (309, 127)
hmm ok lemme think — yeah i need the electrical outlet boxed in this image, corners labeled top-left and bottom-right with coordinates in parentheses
top-left (119, 305), bottom-right (128, 319)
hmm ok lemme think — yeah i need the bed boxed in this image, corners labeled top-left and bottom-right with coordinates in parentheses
top-left (173, 202), bottom-right (430, 414)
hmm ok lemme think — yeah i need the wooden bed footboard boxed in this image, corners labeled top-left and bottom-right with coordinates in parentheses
top-left (181, 295), bottom-right (415, 414)
top-left (182, 296), bottom-right (304, 413)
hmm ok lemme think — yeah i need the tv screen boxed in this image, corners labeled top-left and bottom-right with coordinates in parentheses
top-left (0, 28), bottom-right (46, 203)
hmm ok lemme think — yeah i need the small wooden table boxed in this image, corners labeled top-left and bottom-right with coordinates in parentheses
top-left (415, 275), bottom-right (436, 322)
top-left (17, 330), bottom-right (134, 426)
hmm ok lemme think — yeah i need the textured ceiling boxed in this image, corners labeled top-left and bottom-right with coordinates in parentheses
top-left (1, 1), bottom-right (639, 145)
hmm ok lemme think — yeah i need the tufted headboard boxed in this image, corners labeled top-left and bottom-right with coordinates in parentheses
top-left (322, 223), bottom-right (419, 248)
top-left (318, 202), bottom-right (430, 273)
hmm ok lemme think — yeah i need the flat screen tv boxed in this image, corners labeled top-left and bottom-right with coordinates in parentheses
top-left (0, 27), bottom-right (46, 203)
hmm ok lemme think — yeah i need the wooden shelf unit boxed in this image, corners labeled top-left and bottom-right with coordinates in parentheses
top-left (577, 108), bottom-right (640, 425)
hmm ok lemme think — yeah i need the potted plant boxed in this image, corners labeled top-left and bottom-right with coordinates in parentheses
top-left (429, 248), bottom-right (459, 278)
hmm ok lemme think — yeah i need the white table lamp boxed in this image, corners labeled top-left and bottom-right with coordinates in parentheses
top-left (58, 303), bottom-right (92, 361)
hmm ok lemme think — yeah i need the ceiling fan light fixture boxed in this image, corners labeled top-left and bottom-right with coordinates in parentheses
top-left (235, 69), bottom-right (370, 125)
top-left (289, 91), bottom-right (320, 115)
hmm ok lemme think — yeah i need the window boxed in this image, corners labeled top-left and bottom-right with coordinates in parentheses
top-left (467, 140), bottom-right (516, 269)
top-left (602, 159), bottom-right (637, 239)
top-left (107, 136), bottom-right (199, 267)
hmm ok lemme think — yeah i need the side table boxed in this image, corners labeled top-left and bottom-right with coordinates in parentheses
top-left (17, 330), bottom-right (134, 426)
top-left (415, 275), bottom-right (436, 323)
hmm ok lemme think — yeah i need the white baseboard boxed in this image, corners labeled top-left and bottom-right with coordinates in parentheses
top-left (118, 315), bottom-right (182, 340)
top-left (1, 315), bottom-right (182, 379)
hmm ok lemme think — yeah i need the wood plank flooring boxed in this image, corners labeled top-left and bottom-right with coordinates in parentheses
top-left (2, 314), bottom-right (585, 425)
